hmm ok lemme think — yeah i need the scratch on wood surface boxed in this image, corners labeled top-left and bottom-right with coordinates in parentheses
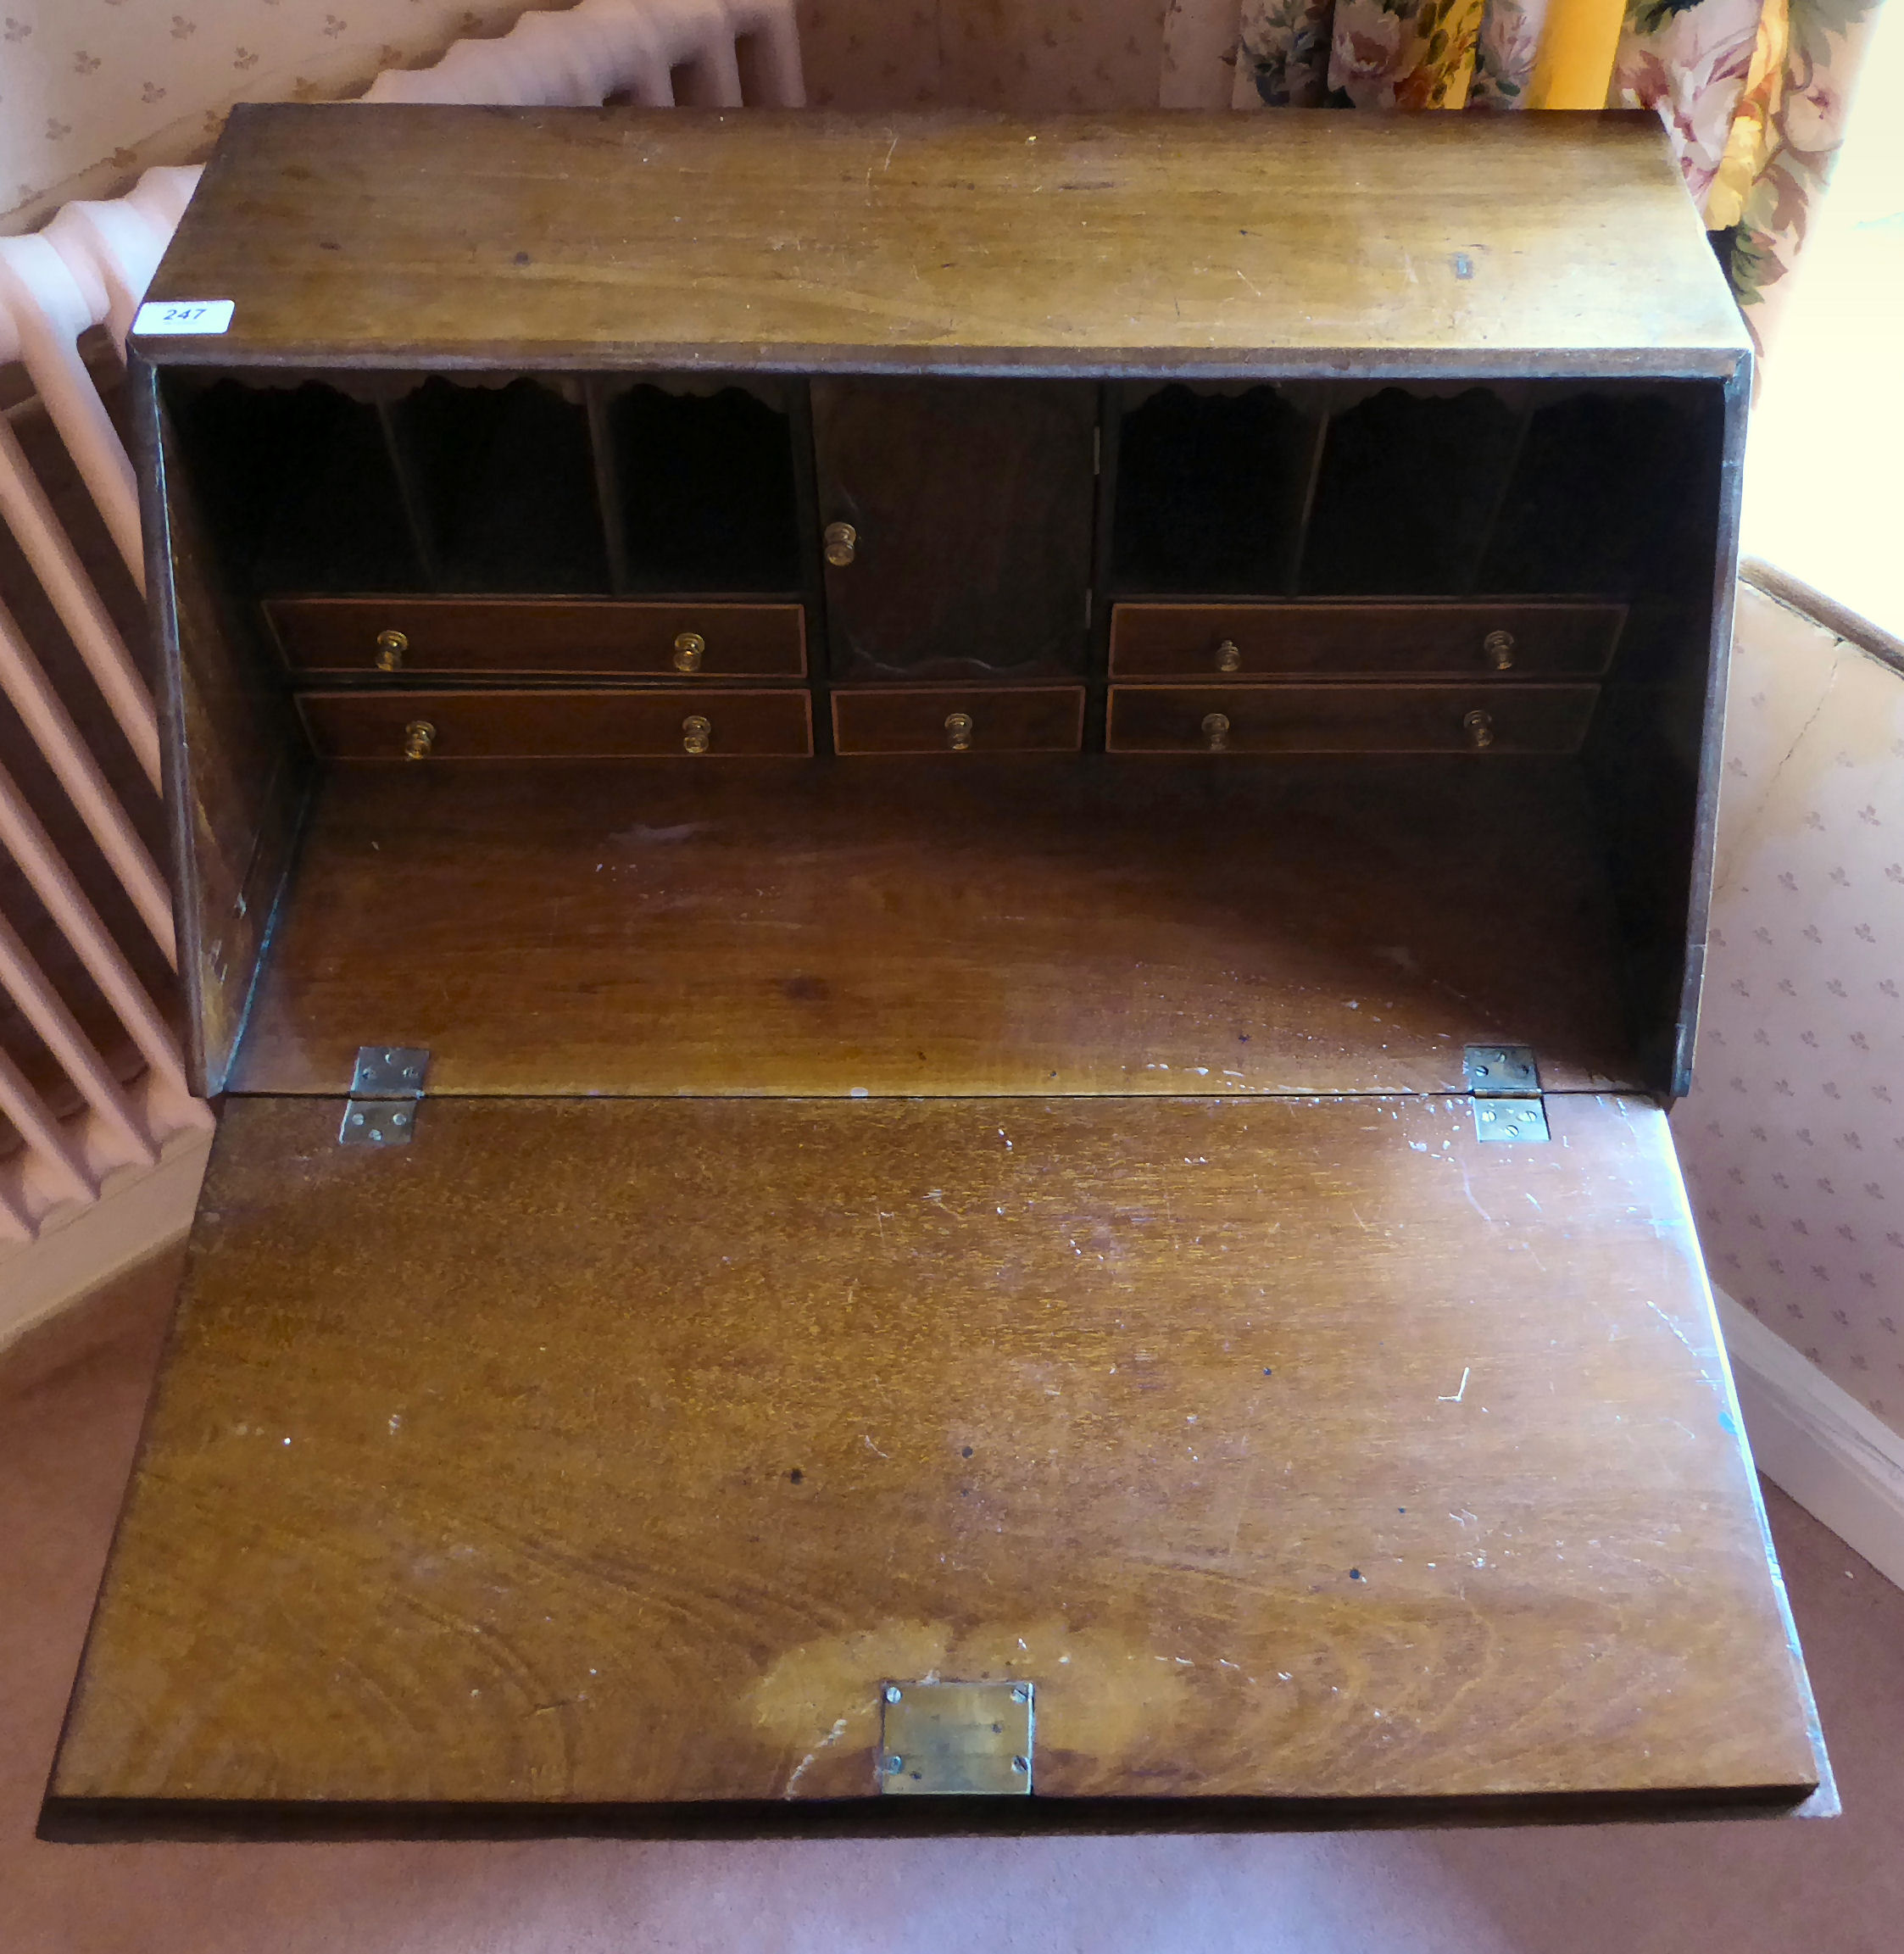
top-left (784, 1716), bottom-right (849, 1797)
top-left (1646, 1298), bottom-right (1714, 1376)
top-left (1457, 1165), bottom-right (1495, 1223)
top-left (1439, 1367), bottom-right (1471, 1404)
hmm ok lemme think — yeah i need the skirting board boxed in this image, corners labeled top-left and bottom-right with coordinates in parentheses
top-left (1717, 1286), bottom-right (1904, 1593)
top-left (0, 1128), bottom-right (211, 1355)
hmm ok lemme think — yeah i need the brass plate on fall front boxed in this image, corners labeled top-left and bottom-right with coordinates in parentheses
top-left (880, 1680), bottom-right (1035, 1796)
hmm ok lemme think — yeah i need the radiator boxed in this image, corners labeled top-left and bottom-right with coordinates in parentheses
top-left (0, 0), bottom-right (803, 1244)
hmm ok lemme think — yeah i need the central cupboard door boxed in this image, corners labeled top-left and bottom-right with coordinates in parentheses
top-left (812, 379), bottom-right (1098, 680)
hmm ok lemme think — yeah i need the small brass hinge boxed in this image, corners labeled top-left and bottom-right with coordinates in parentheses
top-left (338, 1045), bottom-right (429, 1147)
top-left (1464, 1044), bottom-right (1549, 1144)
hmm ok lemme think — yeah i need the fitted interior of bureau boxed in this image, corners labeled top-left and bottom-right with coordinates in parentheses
top-left (173, 373), bottom-right (808, 597)
top-left (172, 372), bottom-right (1720, 606)
top-left (159, 368), bottom-right (1727, 1100)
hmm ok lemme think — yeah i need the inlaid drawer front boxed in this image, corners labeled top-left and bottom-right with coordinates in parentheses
top-left (299, 688), bottom-right (813, 760)
top-left (1107, 683), bottom-right (1598, 755)
top-left (268, 598), bottom-right (807, 677)
top-left (832, 686), bottom-right (1085, 755)
top-left (1108, 602), bottom-right (1624, 680)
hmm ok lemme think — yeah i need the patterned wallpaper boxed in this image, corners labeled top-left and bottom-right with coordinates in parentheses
top-left (1673, 581), bottom-right (1904, 1437)
top-left (0, 3), bottom-right (554, 230)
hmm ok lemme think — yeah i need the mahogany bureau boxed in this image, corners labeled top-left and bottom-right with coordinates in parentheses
top-left (43, 104), bottom-right (1829, 1836)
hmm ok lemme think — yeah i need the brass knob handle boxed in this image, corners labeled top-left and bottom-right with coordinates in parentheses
top-left (402, 719), bottom-right (435, 760)
top-left (823, 521), bottom-right (857, 567)
top-left (376, 629), bottom-right (407, 672)
top-left (944, 710), bottom-right (974, 752)
top-left (1463, 708), bottom-right (1495, 750)
top-left (1483, 629), bottom-right (1516, 671)
top-left (672, 630), bottom-right (705, 673)
top-left (682, 713), bottom-right (711, 756)
top-left (1201, 711), bottom-right (1231, 753)
top-left (1215, 638), bottom-right (1242, 673)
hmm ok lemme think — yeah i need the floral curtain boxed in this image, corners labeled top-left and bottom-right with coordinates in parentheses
top-left (1233, 0), bottom-right (1556, 107)
top-left (1181, 0), bottom-right (1887, 350)
top-left (1612, 0), bottom-right (1883, 328)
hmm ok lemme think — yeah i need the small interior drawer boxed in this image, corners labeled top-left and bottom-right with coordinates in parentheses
top-left (299, 687), bottom-right (813, 760)
top-left (1108, 602), bottom-right (1624, 680)
top-left (1107, 682), bottom-right (1599, 754)
top-left (268, 597), bottom-right (807, 677)
top-left (832, 686), bottom-right (1084, 755)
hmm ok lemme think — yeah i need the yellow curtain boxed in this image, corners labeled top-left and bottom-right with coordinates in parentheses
top-left (1528, 0), bottom-right (1628, 108)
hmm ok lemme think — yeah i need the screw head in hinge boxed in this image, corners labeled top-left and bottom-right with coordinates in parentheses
top-left (823, 521), bottom-right (857, 567)
top-left (885, 1755), bottom-right (905, 1775)
top-left (1462, 708), bottom-right (1495, 750)
top-left (339, 1102), bottom-right (415, 1146)
top-left (349, 1045), bottom-right (431, 1096)
top-left (403, 719), bottom-right (436, 760)
top-left (1476, 1098), bottom-right (1550, 1144)
top-left (1215, 638), bottom-right (1242, 673)
top-left (1483, 629), bottom-right (1516, 671)
top-left (1201, 711), bottom-right (1231, 753)
top-left (682, 714), bottom-right (711, 756)
top-left (1463, 1044), bottom-right (1539, 1094)
top-left (884, 1684), bottom-right (903, 1704)
top-left (375, 629), bottom-right (407, 671)
top-left (944, 710), bottom-right (974, 752)
top-left (672, 630), bottom-right (705, 673)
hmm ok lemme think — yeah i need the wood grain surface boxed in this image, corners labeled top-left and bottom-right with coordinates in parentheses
top-left (297, 688), bottom-right (815, 760)
top-left (138, 107), bottom-right (1749, 375)
top-left (224, 756), bottom-right (1640, 1097)
top-left (832, 686), bottom-right (1084, 754)
top-left (1107, 603), bottom-right (1624, 680)
top-left (268, 598), bottom-right (807, 678)
top-left (1106, 683), bottom-right (1599, 755)
top-left (813, 379), bottom-right (1096, 678)
top-left (49, 1092), bottom-right (1819, 1815)
top-left (142, 373), bottom-right (311, 1096)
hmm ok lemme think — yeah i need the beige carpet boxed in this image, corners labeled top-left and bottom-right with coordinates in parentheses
top-left (6, 1250), bottom-right (1901, 1953)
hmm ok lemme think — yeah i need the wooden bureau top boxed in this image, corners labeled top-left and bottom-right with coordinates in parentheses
top-left (140, 105), bottom-right (1750, 377)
